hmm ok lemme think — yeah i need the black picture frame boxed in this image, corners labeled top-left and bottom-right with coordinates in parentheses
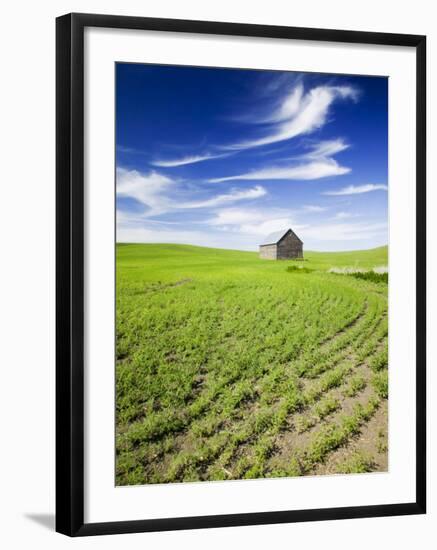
top-left (56, 12), bottom-right (426, 537)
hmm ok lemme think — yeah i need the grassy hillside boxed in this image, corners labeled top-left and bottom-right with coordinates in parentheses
top-left (304, 245), bottom-right (388, 270)
top-left (117, 243), bottom-right (388, 278)
top-left (116, 243), bottom-right (388, 485)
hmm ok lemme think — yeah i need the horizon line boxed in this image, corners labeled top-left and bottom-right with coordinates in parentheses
top-left (115, 241), bottom-right (388, 254)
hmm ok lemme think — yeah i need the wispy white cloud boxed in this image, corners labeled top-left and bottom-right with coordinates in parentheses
top-left (268, 84), bottom-right (304, 123)
top-left (301, 138), bottom-right (350, 159)
top-left (204, 205), bottom-right (386, 247)
top-left (116, 168), bottom-right (175, 216)
top-left (210, 158), bottom-right (350, 183)
top-left (206, 207), bottom-right (302, 237)
top-left (116, 205), bottom-right (281, 250)
top-left (239, 219), bottom-right (301, 237)
top-left (116, 209), bottom-right (184, 227)
top-left (117, 145), bottom-right (148, 155)
top-left (333, 211), bottom-right (358, 220)
top-left (207, 207), bottom-right (287, 226)
top-left (211, 137), bottom-right (351, 183)
top-left (299, 221), bottom-right (387, 242)
top-left (178, 185), bottom-right (266, 209)
top-left (150, 152), bottom-right (228, 167)
top-left (224, 84), bottom-right (358, 150)
top-left (117, 198), bottom-right (386, 251)
top-left (302, 205), bottom-right (328, 213)
top-left (323, 184), bottom-right (388, 196)
top-left (116, 168), bottom-right (266, 217)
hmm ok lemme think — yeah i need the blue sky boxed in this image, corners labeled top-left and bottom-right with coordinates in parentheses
top-left (116, 63), bottom-right (388, 251)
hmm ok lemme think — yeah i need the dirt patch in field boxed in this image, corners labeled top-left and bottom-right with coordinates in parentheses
top-left (264, 338), bottom-right (387, 476)
top-left (312, 399), bottom-right (388, 475)
top-left (266, 376), bottom-right (372, 472)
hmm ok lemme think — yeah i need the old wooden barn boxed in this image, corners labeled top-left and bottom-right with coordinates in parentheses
top-left (259, 228), bottom-right (303, 260)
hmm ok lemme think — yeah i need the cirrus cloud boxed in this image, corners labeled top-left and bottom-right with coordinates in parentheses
top-left (116, 167), bottom-right (267, 217)
top-left (301, 138), bottom-right (350, 159)
top-left (210, 158), bottom-right (350, 183)
top-left (150, 152), bottom-right (229, 167)
top-left (178, 185), bottom-right (266, 209)
top-left (323, 184), bottom-right (388, 196)
top-left (224, 84), bottom-right (358, 150)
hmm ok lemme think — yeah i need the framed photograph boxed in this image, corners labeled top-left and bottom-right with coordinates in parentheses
top-left (56, 13), bottom-right (426, 536)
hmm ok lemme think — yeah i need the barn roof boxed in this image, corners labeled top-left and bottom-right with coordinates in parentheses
top-left (260, 228), bottom-right (303, 246)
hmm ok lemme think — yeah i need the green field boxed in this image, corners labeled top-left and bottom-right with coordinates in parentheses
top-left (116, 243), bottom-right (388, 485)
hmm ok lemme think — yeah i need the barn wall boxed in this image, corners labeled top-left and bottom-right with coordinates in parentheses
top-left (277, 233), bottom-right (303, 259)
top-left (259, 244), bottom-right (277, 259)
